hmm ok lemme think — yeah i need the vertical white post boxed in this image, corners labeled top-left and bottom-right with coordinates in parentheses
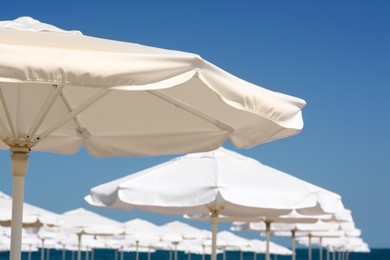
top-left (28, 245), bottom-right (32, 260)
top-left (291, 230), bottom-right (296, 260)
top-left (148, 247), bottom-right (151, 260)
top-left (174, 243), bottom-right (178, 260)
top-left (327, 245), bottom-right (330, 260)
top-left (77, 233), bottom-right (82, 260)
top-left (120, 247), bottom-right (123, 260)
top-left (62, 246), bottom-right (66, 260)
top-left (308, 234), bottom-right (312, 260)
top-left (202, 245), bottom-right (205, 260)
top-left (135, 240), bottom-right (139, 260)
top-left (319, 237), bottom-right (323, 260)
top-left (10, 147), bottom-right (29, 260)
top-left (41, 238), bottom-right (45, 260)
top-left (265, 221), bottom-right (271, 260)
top-left (211, 210), bottom-right (219, 260)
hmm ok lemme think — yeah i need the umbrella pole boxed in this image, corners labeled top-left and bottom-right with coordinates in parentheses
top-left (265, 221), bottom-right (271, 260)
top-left (148, 246), bottom-right (152, 260)
top-left (28, 246), bottom-right (32, 260)
top-left (291, 230), bottom-right (296, 260)
top-left (41, 238), bottom-right (45, 260)
top-left (211, 209), bottom-right (220, 260)
top-left (9, 146), bottom-right (30, 260)
top-left (308, 234), bottom-right (312, 260)
top-left (319, 237), bottom-right (323, 260)
top-left (62, 246), bottom-right (66, 260)
top-left (136, 240), bottom-right (139, 260)
top-left (77, 233), bottom-right (82, 260)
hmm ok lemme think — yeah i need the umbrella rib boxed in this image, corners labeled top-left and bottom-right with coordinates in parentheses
top-left (0, 85), bottom-right (17, 138)
top-left (27, 84), bottom-right (65, 139)
top-left (33, 88), bottom-right (110, 143)
top-left (59, 90), bottom-right (86, 134)
top-left (147, 90), bottom-right (235, 133)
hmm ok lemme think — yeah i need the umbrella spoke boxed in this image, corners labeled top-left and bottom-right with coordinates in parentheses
top-left (34, 88), bottom-right (110, 144)
top-left (0, 86), bottom-right (16, 138)
top-left (27, 84), bottom-right (65, 139)
top-left (147, 90), bottom-right (234, 133)
top-left (59, 89), bottom-right (87, 136)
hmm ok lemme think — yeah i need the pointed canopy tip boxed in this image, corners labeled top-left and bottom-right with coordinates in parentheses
top-left (0, 16), bottom-right (82, 35)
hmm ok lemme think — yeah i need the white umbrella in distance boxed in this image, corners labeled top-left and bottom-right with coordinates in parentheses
top-left (159, 221), bottom-right (212, 260)
top-left (60, 208), bottom-right (123, 260)
top-left (0, 16), bottom-right (306, 260)
top-left (86, 148), bottom-right (344, 260)
top-left (123, 219), bottom-right (161, 260)
top-left (0, 191), bottom-right (63, 228)
top-left (228, 210), bottom-right (334, 260)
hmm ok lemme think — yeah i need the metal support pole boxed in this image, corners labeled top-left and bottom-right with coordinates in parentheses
top-left (10, 146), bottom-right (30, 260)
top-left (211, 210), bottom-right (219, 260)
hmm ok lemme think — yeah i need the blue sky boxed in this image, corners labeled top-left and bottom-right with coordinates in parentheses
top-left (1, 1), bottom-right (389, 249)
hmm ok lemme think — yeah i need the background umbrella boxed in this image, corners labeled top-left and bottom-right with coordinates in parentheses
top-left (229, 210), bottom-right (333, 260)
top-left (60, 208), bottom-right (123, 260)
top-left (86, 148), bottom-right (344, 260)
top-left (0, 191), bottom-right (62, 228)
top-left (0, 16), bottom-right (305, 260)
top-left (122, 218), bottom-right (161, 260)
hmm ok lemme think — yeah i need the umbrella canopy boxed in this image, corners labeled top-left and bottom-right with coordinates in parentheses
top-left (0, 16), bottom-right (306, 155)
top-left (123, 218), bottom-right (161, 245)
top-left (0, 191), bottom-right (62, 227)
top-left (159, 221), bottom-right (211, 241)
top-left (61, 208), bottom-right (123, 235)
top-left (86, 147), bottom-right (344, 260)
top-left (0, 16), bottom-right (306, 260)
top-left (60, 208), bottom-right (123, 260)
top-left (86, 148), bottom-right (343, 215)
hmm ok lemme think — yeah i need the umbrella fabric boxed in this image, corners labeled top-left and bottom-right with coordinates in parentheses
top-left (60, 208), bottom-right (123, 260)
top-left (159, 221), bottom-right (211, 241)
top-left (87, 148), bottom-right (343, 215)
top-left (86, 147), bottom-right (344, 260)
top-left (123, 218), bottom-right (161, 244)
top-left (61, 208), bottom-right (123, 235)
top-left (0, 17), bottom-right (306, 156)
top-left (0, 17), bottom-right (306, 260)
top-left (0, 191), bottom-right (62, 227)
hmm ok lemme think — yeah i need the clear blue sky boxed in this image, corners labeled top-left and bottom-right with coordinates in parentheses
top-left (1, 0), bottom-right (389, 249)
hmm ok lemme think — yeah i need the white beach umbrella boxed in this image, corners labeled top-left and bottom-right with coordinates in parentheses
top-left (213, 231), bottom-right (250, 260)
top-left (240, 239), bottom-right (293, 259)
top-left (60, 208), bottom-right (123, 260)
top-left (229, 210), bottom-right (334, 260)
top-left (0, 16), bottom-right (306, 260)
top-left (123, 218), bottom-right (161, 245)
top-left (122, 219), bottom-right (162, 260)
top-left (86, 148), bottom-right (344, 260)
top-left (159, 221), bottom-right (212, 260)
top-left (0, 191), bottom-right (62, 228)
